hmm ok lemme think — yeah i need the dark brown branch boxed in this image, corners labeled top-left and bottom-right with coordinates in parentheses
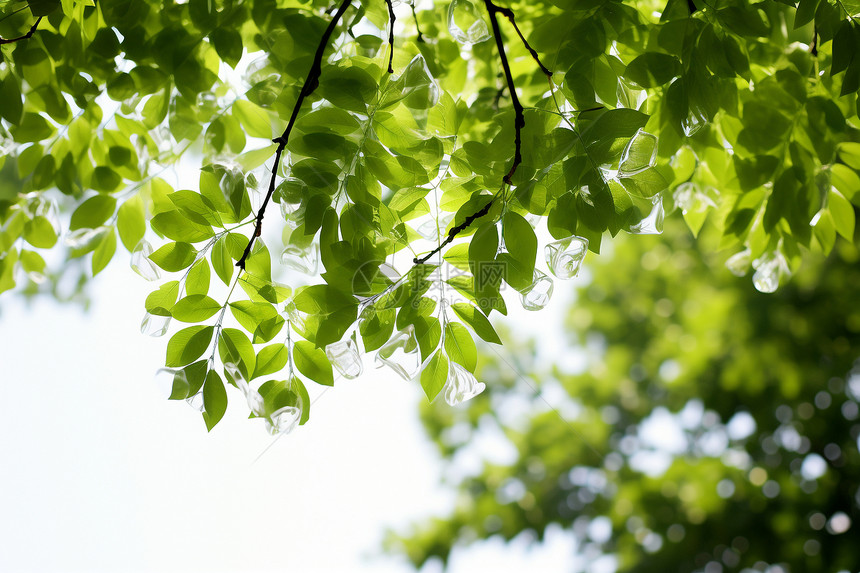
top-left (236, 0), bottom-right (353, 270)
top-left (491, 6), bottom-right (551, 77)
top-left (410, 2), bottom-right (425, 43)
top-left (810, 24), bottom-right (818, 57)
top-left (484, 0), bottom-right (526, 185)
top-left (0, 16), bottom-right (42, 45)
top-left (385, 0), bottom-right (396, 73)
top-left (412, 199), bottom-right (494, 265)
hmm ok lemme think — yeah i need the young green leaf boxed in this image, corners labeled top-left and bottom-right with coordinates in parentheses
top-left (420, 349), bottom-right (448, 401)
top-left (166, 325), bottom-right (215, 367)
top-left (451, 302), bottom-right (502, 344)
top-left (293, 340), bottom-right (334, 386)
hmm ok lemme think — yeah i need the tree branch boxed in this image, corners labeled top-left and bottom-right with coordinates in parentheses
top-left (236, 0), bottom-right (353, 270)
top-left (491, 6), bottom-right (551, 77)
top-left (484, 0), bottom-right (526, 186)
top-left (412, 0), bottom-right (551, 265)
top-left (0, 16), bottom-right (42, 45)
top-left (385, 0), bottom-right (396, 73)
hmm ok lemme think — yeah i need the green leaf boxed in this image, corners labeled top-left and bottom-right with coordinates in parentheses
top-left (829, 188), bottom-right (855, 240)
top-left (117, 196), bottom-right (145, 251)
top-left (28, 0), bottom-right (60, 16)
top-left (91, 166), bottom-right (122, 192)
top-left (291, 376), bottom-right (311, 425)
top-left (92, 227), bottom-right (116, 276)
top-left (253, 344), bottom-right (289, 379)
top-left (229, 300), bottom-right (285, 343)
top-left (451, 302), bottom-right (502, 344)
top-left (211, 27), bottom-right (243, 68)
top-left (23, 216), bottom-right (58, 249)
top-left (166, 325), bottom-right (215, 367)
top-left (70, 195), bottom-right (117, 231)
top-left (420, 349), bottom-right (448, 401)
top-left (0, 76), bottom-right (23, 125)
top-left (151, 210), bottom-right (214, 243)
top-left (149, 242), bottom-right (198, 272)
top-left (218, 328), bottom-right (256, 380)
top-left (186, 259), bottom-right (210, 296)
top-left (211, 235), bottom-right (234, 286)
top-left (293, 340), bottom-right (334, 386)
top-left (146, 281), bottom-right (180, 316)
top-left (171, 295), bottom-right (221, 322)
top-left (496, 212), bottom-right (537, 291)
top-left (624, 52), bottom-right (681, 88)
top-left (202, 369), bottom-right (227, 431)
top-left (444, 322), bottom-right (477, 372)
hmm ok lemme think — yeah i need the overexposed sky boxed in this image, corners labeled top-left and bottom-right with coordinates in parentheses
top-left (0, 249), bottom-right (584, 572)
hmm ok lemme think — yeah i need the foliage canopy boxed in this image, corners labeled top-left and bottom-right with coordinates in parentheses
top-left (0, 0), bottom-right (859, 431)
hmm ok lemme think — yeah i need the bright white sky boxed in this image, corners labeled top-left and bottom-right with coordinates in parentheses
top-left (0, 250), bottom-right (585, 572)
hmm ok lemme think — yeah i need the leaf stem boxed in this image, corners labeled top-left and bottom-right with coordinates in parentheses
top-left (236, 0), bottom-right (353, 270)
top-left (410, 1), bottom-right (425, 43)
top-left (0, 16), bottom-right (41, 45)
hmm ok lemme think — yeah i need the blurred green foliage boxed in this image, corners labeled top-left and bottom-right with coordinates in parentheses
top-left (393, 218), bottom-right (860, 571)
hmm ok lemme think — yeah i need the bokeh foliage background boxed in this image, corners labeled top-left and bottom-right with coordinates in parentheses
top-left (394, 219), bottom-right (860, 572)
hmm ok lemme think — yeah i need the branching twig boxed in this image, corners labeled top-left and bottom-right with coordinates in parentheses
top-left (410, 1), bottom-right (425, 43)
top-left (412, 0), bottom-right (552, 265)
top-left (412, 197), bottom-right (495, 264)
top-left (484, 0), bottom-right (526, 185)
top-left (236, 0), bottom-right (353, 270)
top-left (385, 0), bottom-right (396, 73)
top-left (491, 5), bottom-right (551, 77)
top-left (0, 16), bottom-right (42, 45)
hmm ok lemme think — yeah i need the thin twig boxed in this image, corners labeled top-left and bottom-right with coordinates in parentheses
top-left (236, 0), bottom-right (353, 270)
top-left (0, 16), bottom-right (42, 45)
top-left (410, 1), bottom-right (425, 43)
top-left (412, 197), bottom-right (495, 264)
top-left (384, 0), bottom-right (396, 73)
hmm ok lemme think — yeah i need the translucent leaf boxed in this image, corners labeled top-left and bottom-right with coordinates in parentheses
top-left (545, 236), bottom-right (589, 279)
top-left (325, 333), bottom-right (363, 379)
top-left (64, 227), bottom-right (102, 249)
top-left (186, 391), bottom-right (204, 412)
top-left (752, 252), bottom-right (787, 293)
top-left (625, 193), bottom-right (664, 235)
top-left (375, 325), bottom-right (421, 380)
top-left (265, 405), bottom-right (301, 435)
top-left (130, 239), bottom-right (162, 281)
top-left (280, 243), bottom-right (319, 275)
top-left (155, 367), bottom-right (187, 400)
top-left (447, 0), bottom-right (490, 45)
top-left (682, 106), bottom-right (707, 137)
top-left (726, 248), bottom-right (751, 277)
top-left (141, 312), bottom-right (171, 337)
top-left (225, 361), bottom-right (265, 417)
top-left (619, 129), bottom-right (658, 176)
top-left (519, 269), bottom-right (554, 311)
top-left (443, 361), bottom-right (486, 406)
